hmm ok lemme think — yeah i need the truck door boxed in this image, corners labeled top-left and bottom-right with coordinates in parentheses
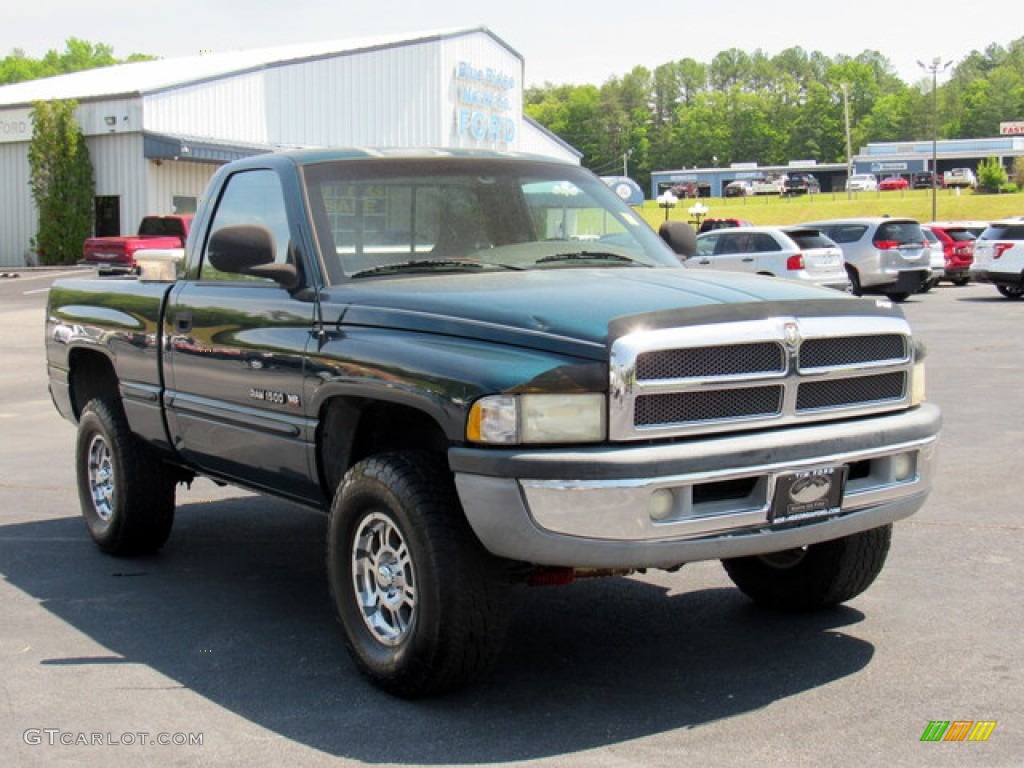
top-left (163, 167), bottom-right (322, 503)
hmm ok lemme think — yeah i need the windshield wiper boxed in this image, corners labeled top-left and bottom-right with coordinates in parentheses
top-left (350, 258), bottom-right (523, 278)
top-left (536, 251), bottom-right (645, 266)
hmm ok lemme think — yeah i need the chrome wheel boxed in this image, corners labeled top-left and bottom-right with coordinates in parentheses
top-left (351, 512), bottom-right (416, 646)
top-left (86, 434), bottom-right (115, 522)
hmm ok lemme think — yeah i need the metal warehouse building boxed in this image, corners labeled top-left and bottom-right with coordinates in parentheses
top-left (0, 27), bottom-right (580, 268)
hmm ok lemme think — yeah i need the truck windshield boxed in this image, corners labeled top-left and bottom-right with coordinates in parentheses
top-left (301, 158), bottom-right (680, 282)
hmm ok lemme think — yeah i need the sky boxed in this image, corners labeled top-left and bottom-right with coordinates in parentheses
top-left (3, 0), bottom-right (1020, 88)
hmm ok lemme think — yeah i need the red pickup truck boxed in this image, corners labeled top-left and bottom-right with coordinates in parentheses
top-left (82, 215), bottom-right (192, 274)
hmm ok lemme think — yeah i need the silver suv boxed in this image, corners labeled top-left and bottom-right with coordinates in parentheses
top-left (971, 219), bottom-right (1024, 299)
top-left (801, 218), bottom-right (932, 301)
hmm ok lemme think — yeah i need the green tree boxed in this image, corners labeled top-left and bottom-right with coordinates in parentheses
top-left (1, 38), bottom-right (156, 85)
top-left (28, 100), bottom-right (95, 265)
top-left (976, 157), bottom-right (1008, 192)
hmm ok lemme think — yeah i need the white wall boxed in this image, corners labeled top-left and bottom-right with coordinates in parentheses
top-left (0, 142), bottom-right (34, 267)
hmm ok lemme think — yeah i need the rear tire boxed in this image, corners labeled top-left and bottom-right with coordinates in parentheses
top-left (75, 397), bottom-right (177, 555)
top-left (845, 266), bottom-right (862, 296)
top-left (996, 284), bottom-right (1024, 300)
top-left (327, 451), bottom-right (510, 697)
top-left (721, 525), bottom-right (892, 612)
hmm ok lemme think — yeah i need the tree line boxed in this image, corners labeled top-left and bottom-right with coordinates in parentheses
top-left (525, 39), bottom-right (1024, 189)
top-left (1, 38), bottom-right (154, 85)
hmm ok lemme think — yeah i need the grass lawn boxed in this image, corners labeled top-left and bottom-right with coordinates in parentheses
top-left (637, 188), bottom-right (1024, 230)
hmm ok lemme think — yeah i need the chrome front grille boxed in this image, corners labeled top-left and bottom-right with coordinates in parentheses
top-left (609, 315), bottom-right (914, 441)
top-left (636, 342), bottom-right (785, 380)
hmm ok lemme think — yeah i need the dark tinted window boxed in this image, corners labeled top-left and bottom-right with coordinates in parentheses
top-left (980, 225), bottom-right (1024, 241)
top-left (822, 225), bottom-right (867, 244)
top-left (922, 229), bottom-right (940, 244)
top-left (876, 221), bottom-right (924, 244)
top-left (786, 229), bottom-right (835, 249)
top-left (945, 229), bottom-right (976, 242)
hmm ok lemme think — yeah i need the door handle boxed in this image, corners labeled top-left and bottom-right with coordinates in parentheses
top-left (175, 311), bottom-right (192, 334)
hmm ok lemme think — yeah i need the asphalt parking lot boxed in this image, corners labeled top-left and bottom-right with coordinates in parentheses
top-left (1, 270), bottom-right (1021, 767)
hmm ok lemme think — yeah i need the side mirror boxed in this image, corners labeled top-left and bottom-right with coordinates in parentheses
top-left (659, 220), bottom-right (697, 258)
top-left (206, 225), bottom-right (300, 290)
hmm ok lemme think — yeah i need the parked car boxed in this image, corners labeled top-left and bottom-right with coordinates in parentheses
top-left (922, 223), bottom-right (976, 285)
top-left (723, 179), bottom-right (754, 197)
top-left (668, 182), bottom-right (700, 199)
top-left (82, 215), bottom-right (193, 275)
top-left (752, 174), bottom-right (788, 195)
top-left (943, 168), bottom-right (978, 189)
top-left (971, 218), bottom-right (1024, 299)
top-left (919, 228), bottom-right (946, 292)
top-left (697, 217), bottom-right (753, 234)
top-left (846, 174), bottom-right (879, 192)
top-left (912, 171), bottom-right (943, 189)
top-left (879, 176), bottom-right (909, 191)
top-left (928, 220), bottom-right (989, 238)
top-left (801, 217), bottom-right (931, 301)
top-left (686, 225), bottom-right (850, 292)
top-left (44, 148), bottom-right (941, 697)
top-left (783, 173), bottom-right (821, 195)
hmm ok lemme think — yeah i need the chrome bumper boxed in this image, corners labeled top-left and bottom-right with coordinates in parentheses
top-left (451, 404), bottom-right (940, 569)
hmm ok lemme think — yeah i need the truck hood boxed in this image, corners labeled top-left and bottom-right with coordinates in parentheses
top-left (328, 268), bottom-right (892, 359)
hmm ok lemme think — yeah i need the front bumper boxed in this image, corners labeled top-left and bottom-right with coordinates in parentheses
top-left (451, 404), bottom-right (940, 569)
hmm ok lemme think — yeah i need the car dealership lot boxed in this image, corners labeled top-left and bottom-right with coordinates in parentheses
top-left (1, 272), bottom-right (1021, 767)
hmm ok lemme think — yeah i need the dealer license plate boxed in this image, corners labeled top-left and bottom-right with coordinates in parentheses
top-left (770, 466), bottom-right (847, 522)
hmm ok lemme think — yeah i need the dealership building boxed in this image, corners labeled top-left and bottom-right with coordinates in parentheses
top-left (651, 134), bottom-right (1024, 198)
top-left (0, 27), bottom-right (580, 268)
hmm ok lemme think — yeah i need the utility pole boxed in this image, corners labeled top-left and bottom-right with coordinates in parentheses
top-left (841, 83), bottom-right (853, 200)
top-left (918, 57), bottom-right (953, 222)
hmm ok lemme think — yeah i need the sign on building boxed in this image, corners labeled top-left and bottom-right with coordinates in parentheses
top-left (1000, 121), bottom-right (1024, 135)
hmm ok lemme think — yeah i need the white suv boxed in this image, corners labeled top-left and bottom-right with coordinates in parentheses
top-left (687, 226), bottom-right (851, 292)
top-left (846, 174), bottom-right (878, 192)
top-left (971, 219), bottom-right (1024, 299)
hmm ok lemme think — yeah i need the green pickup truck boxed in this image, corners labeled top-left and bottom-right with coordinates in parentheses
top-left (46, 149), bottom-right (941, 697)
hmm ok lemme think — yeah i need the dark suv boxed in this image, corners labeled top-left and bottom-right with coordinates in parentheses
top-left (784, 173), bottom-right (821, 195)
top-left (912, 171), bottom-right (942, 190)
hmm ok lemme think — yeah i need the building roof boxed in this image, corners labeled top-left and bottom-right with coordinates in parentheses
top-left (0, 26), bottom-right (519, 108)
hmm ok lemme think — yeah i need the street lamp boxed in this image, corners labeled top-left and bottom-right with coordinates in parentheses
top-left (918, 56), bottom-right (953, 222)
top-left (656, 191), bottom-right (678, 221)
top-left (688, 201), bottom-right (709, 229)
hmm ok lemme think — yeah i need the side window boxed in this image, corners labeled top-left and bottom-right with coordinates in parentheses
top-left (695, 235), bottom-right (717, 257)
top-left (715, 234), bottom-right (740, 255)
top-left (201, 170), bottom-right (291, 281)
top-left (752, 233), bottom-right (781, 252)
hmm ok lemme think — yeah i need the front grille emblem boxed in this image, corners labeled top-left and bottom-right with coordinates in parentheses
top-left (783, 321), bottom-right (801, 348)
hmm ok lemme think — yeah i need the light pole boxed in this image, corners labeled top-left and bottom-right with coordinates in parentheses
top-left (656, 191), bottom-right (678, 221)
top-left (918, 57), bottom-right (952, 222)
top-left (688, 201), bottom-right (708, 229)
top-left (841, 83), bottom-right (853, 200)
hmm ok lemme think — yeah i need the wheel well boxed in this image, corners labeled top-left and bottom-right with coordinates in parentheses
top-left (68, 350), bottom-right (120, 420)
top-left (318, 397), bottom-right (450, 497)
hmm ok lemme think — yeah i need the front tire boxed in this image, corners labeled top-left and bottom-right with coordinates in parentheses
top-left (327, 452), bottom-right (510, 697)
top-left (996, 284), bottom-right (1024, 300)
top-left (75, 398), bottom-right (177, 555)
top-left (721, 525), bottom-right (892, 612)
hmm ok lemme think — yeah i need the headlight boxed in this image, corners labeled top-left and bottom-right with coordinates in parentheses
top-left (467, 393), bottom-right (606, 444)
